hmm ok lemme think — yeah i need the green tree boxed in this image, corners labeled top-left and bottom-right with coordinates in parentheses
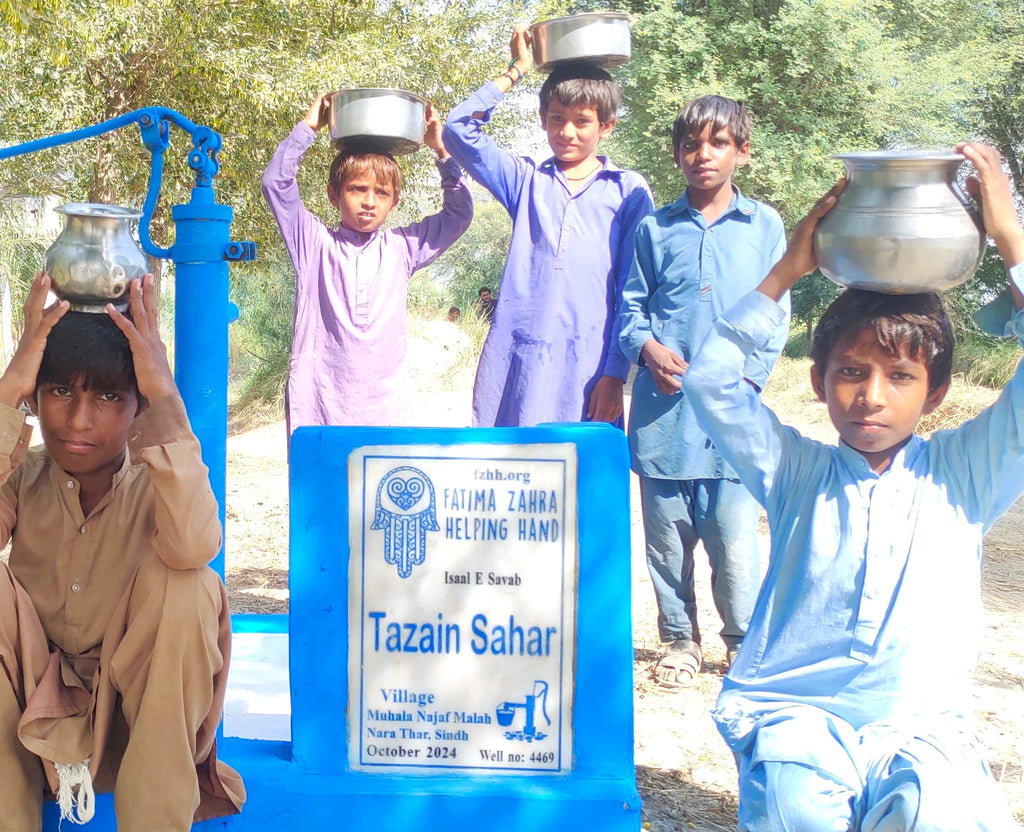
top-left (607, 0), bottom-right (1008, 337)
top-left (0, 0), bottom-right (533, 254)
top-left (0, 0), bottom-right (536, 412)
top-left (427, 190), bottom-right (512, 315)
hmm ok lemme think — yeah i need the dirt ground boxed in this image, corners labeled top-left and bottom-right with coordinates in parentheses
top-left (225, 321), bottom-right (1024, 829)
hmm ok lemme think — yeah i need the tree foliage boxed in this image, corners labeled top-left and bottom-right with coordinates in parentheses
top-left (0, 0), bottom-right (533, 251)
top-left (426, 190), bottom-right (512, 315)
top-left (605, 0), bottom-right (1021, 337)
top-left (2, 0), bottom-right (1023, 407)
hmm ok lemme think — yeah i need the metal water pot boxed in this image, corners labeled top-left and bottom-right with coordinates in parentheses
top-left (814, 151), bottom-right (985, 294)
top-left (529, 12), bottom-right (632, 72)
top-left (43, 203), bottom-right (148, 312)
top-left (327, 89), bottom-right (427, 155)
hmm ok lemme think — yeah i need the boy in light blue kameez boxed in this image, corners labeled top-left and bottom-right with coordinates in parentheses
top-left (684, 142), bottom-right (1024, 831)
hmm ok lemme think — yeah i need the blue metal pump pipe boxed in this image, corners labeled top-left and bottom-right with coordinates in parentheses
top-left (0, 107), bottom-right (255, 577)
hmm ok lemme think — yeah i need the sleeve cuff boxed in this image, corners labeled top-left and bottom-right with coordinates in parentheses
top-left (723, 291), bottom-right (789, 350)
top-left (0, 404), bottom-right (29, 466)
top-left (128, 394), bottom-right (196, 461)
top-left (469, 82), bottom-right (505, 119)
top-left (602, 353), bottom-right (631, 380)
top-left (974, 263), bottom-right (1024, 343)
top-left (289, 122), bottom-right (316, 148)
top-left (437, 156), bottom-right (465, 180)
top-left (620, 332), bottom-right (650, 366)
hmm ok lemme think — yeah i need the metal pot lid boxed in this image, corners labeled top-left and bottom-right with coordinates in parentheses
top-left (327, 88), bottom-right (429, 107)
top-left (833, 151), bottom-right (965, 163)
top-left (55, 203), bottom-right (142, 219)
top-left (530, 11), bottom-right (632, 29)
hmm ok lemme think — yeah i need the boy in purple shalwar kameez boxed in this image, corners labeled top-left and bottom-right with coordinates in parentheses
top-left (263, 95), bottom-right (473, 432)
top-left (443, 27), bottom-right (654, 427)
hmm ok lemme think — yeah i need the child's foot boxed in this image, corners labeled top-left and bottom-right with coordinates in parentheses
top-left (654, 639), bottom-right (702, 688)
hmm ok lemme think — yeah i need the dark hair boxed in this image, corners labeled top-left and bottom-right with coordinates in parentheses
top-left (478, 287), bottom-right (492, 296)
top-left (811, 290), bottom-right (954, 391)
top-left (37, 312), bottom-right (138, 395)
top-left (672, 95), bottom-right (751, 150)
top-left (539, 64), bottom-right (620, 125)
top-left (329, 150), bottom-right (402, 200)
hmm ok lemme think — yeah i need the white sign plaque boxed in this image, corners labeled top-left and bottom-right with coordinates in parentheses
top-left (348, 443), bottom-right (578, 773)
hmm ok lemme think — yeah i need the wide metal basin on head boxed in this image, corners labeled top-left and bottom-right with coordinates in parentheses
top-left (327, 88), bottom-right (427, 155)
top-left (43, 203), bottom-right (147, 312)
top-left (814, 151), bottom-right (985, 294)
top-left (530, 12), bottom-right (632, 72)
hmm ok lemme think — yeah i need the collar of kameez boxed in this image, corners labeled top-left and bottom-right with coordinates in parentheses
top-left (539, 156), bottom-right (620, 178)
top-left (334, 223), bottom-right (381, 245)
top-left (665, 185), bottom-right (755, 219)
top-left (46, 446), bottom-right (133, 514)
top-left (837, 434), bottom-right (924, 479)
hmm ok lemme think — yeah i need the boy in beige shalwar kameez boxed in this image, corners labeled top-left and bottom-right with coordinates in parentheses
top-left (0, 273), bottom-right (245, 831)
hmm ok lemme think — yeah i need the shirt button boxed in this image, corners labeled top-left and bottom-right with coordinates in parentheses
top-left (79, 525), bottom-right (87, 535)
top-left (66, 480), bottom-right (74, 489)
top-left (71, 582), bottom-right (81, 593)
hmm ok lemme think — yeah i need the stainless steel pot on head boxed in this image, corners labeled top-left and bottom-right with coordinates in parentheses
top-left (43, 203), bottom-right (148, 312)
top-left (327, 88), bottom-right (428, 155)
top-left (814, 151), bottom-right (985, 294)
top-left (530, 12), bottom-right (632, 72)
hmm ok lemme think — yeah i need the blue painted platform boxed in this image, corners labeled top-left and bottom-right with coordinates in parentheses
top-left (42, 424), bottom-right (639, 830)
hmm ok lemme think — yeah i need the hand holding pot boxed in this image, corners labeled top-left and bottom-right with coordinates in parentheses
top-left (0, 273), bottom-right (69, 409)
top-left (303, 94), bottom-right (330, 133)
top-left (758, 179), bottom-right (846, 303)
top-left (509, 24), bottom-right (532, 74)
top-left (106, 274), bottom-right (176, 403)
top-left (423, 104), bottom-right (450, 160)
top-left (958, 142), bottom-right (1024, 270)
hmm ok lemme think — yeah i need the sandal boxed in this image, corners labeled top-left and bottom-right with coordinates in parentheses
top-left (653, 639), bottom-right (702, 689)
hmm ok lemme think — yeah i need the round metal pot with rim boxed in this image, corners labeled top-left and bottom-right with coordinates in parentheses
top-left (529, 12), bottom-right (632, 73)
top-left (327, 88), bottom-right (427, 155)
top-left (814, 151), bottom-right (985, 294)
top-left (43, 203), bottom-right (147, 312)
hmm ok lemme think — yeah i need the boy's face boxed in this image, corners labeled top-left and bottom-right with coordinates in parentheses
top-left (675, 124), bottom-right (749, 193)
top-left (35, 377), bottom-right (139, 482)
top-left (329, 173), bottom-right (398, 234)
top-left (540, 100), bottom-right (615, 166)
top-left (811, 328), bottom-right (948, 473)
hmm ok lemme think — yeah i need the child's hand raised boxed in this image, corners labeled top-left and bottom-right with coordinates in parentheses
top-left (303, 94), bottom-right (331, 132)
top-left (509, 24), bottom-right (532, 72)
top-left (423, 103), bottom-right (450, 160)
top-left (106, 274), bottom-right (176, 403)
top-left (758, 179), bottom-right (846, 302)
top-left (0, 273), bottom-right (69, 409)
top-left (958, 142), bottom-right (1024, 269)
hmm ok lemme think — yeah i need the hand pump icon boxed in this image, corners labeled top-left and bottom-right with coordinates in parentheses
top-left (496, 681), bottom-right (550, 742)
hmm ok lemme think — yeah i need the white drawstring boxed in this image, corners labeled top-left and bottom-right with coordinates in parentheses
top-left (55, 759), bottom-right (95, 826)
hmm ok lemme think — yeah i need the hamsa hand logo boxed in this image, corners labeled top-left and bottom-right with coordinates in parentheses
top-left (372, 466), bottom-right (439, 579)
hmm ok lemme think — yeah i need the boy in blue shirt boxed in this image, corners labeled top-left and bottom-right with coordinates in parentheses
top-left (684, 142), bottom-right (1024, 830)
top-left (619, 96), bottom-right (788, 686)
top-left (443, 26), bottom-right (653, 427)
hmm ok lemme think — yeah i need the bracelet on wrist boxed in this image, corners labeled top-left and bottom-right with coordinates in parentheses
top-left (500, 70), bottom-right (518, 86)
top-left (506, 60), bottom-right (525, 82)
